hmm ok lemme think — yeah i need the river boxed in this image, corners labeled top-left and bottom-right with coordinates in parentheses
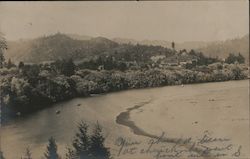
top-left (1, 80), bottom-right (249, 159)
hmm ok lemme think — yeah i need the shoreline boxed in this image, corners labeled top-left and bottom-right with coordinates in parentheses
top-left (115, 99), bottom-right (219, 158)
top-left (2, 79), bottom-right (248, 124)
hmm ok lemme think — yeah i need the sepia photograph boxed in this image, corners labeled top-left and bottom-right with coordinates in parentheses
top-left (0, 1), bottom-right (249, 159)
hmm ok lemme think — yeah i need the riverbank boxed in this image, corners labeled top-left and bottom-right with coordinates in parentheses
top-left (0, 63), bottom-right (248, 122)
top-left (1, 80), bottom-right (249, 159)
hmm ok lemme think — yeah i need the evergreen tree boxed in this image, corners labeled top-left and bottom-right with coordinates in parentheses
top-left (62, 59), bottom-right (75, 76)
top-left (225, 53), bottom-right (245, 64)
top-left (7, 58), bottom-right (14, 69)
top-left (65, 148), bottom-right (77, 159)
top-left (237, 53), bottom-right (245, 64)
top-left (0, 52), bottom-right (4, 68)
top-left (44, 137), bottom-right (60, 159)
top-left (0, 151), bottom-right (5, 159)
top-left (22, 147), bottom-right (32, 159)
top-left (231, 66), bottom-right (243, 80)
top-left (18, 61), bottom-right (25, 69)
top-left (89, 122), bottom-right (110, 159)
top-left (72, 121), bottom-right (90, 159)
top-left (171, 41), bottom-right (175, 50)
top-left (0, 33), bottom-right (7, 68)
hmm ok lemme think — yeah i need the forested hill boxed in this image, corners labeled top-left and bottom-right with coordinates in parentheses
top-left (6, 33), bottom-right (175, 64)
top-left (6, 33), bottom-right (119, 63)
top-left (113, 35), bottom-right (249, 63)
top-left (5, 33), bottom-right (249, 64)
top-left (112, 38), bottom-right (209, 51)
top-left (198, 34), bottom-right (249, 62)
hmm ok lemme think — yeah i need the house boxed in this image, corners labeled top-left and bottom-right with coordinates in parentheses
top-left (98, 65), bottom-right (104, 70)
top-left (150, 55), bottom-right (166, 63)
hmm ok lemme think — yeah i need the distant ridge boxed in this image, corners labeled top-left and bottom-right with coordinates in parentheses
top-left (5, 33), bottom-right (249, 63)
top-left (198, 34), bottom-right (249, 62)
top-left (67, 34), bottom-right (92, 41)
top-left (113, 35), bottom-right (249, 62)
top-left (6, 33), bottom-right (118, 63)
top-left (112, 38), bottom-right (210, 50)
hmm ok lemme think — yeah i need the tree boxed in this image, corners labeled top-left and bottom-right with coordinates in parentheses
top-left (22, 147), bottom-right (32, 159)
top-left (231, 66), bottom-right (243, 80)
top-left (65, 148), bottom-right (77, 159)
top-left (54, 59), bottom-right (76, 76)
top-left (237, 53), bottom-right (245, 64)
top-left (171, 42), bottom-right (175, 50)
top-left (89, 122), bottom-right (110, 159)
top-left (0, 151), bottom-right (5, 159)
top-left (21, 64), bottom-right (40, 86)
top-left (225, 53), bottom-right (235, 64)
top-left (18, 61), bottom-right (25, 69)
top-left (225, 53), bottom-right (245, 64)
top-left (0, 51), bottom-right (4, 68)
top-left (70, 121), bottom-right (110, 159)
top-left (61, 59), bottom-right (75, 76)
top-left (0, 33), bottom-right (7, 68)
top-left (72, 121), bottom-right (90, 159)
top-left (6, 58), bottom-right (14, 69)
top-left (44, 137), bottom-right (60, 159)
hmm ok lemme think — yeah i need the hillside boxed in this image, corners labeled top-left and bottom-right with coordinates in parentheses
top-left (198, 35), bottom-right (249, 62)
top-left (5, 34), bottom-right (174, 64)
top-left (6, 33), bottom-right (118, 63)
top-left (112, 38), bottom-right (209, 51)
top-left (5, 33), bottom-right (249, 64)
top-left (66, 34), bottom-right (92, 41)
top-left (113, 35), bottom-right (249, 63)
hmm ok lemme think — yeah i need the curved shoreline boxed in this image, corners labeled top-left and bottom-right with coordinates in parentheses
top-left (115, 99), bottom-right (213, 158)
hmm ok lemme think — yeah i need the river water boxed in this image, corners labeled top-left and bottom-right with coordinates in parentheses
top-left (1, 80), bottom-right (249, 159)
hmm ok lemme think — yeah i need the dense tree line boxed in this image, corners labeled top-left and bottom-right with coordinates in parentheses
top-left (225, 53), bottom-right (245, 64)
top-left (0, 32), bottom-right (8, 68)
top-left (188, 49), bottom-right (220, 66)
top-left (1, 121), bottom-right (110, 159)
top-left (0, 58), bottom-right (248, 121)
top-left (78, 55), bottom-right (128, 71)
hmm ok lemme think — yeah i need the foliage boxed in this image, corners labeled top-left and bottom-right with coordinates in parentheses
top-left (0, 40), bottom-right (248, 121)
top-left (1, 33), bottom-right (248, 159)
top-left (18, 61), bottom-right (25, 69)
top-left (1, 122), bottom-right (110, 159)
top-left (189, 49), bottom-right (219, 66)
top-left (53, 59), bottom-right (76, 76)
top-left (65, 148), bottom-right (77, 159)
top-left (171, 42), bottom-right (175, 50)
top-left (0, 33), bottom-right (7, 68)
top-left (0, 151), bottom-right (5, 159)
top-left (6, 59), bottom-right (15, 69)
top-left (72, 121), bottom-right (90, 159)
top-left (0, 60), bottom-right (248, 119)
top-left (21, 147), bottom-right (32, 159)
top-left (225, 53), bottom-right (245, 64)
top-left (89, 122), bottom-right (110, 159)
top-left (44, 137), bottom-right (60, 159)
top-left (198, 35), bottom-right (249, 63)
top-left (68, 121), bottom-right (110, 159)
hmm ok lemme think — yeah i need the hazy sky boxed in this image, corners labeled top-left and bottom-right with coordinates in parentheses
top-left (0, 1), bottom-right (249, 42)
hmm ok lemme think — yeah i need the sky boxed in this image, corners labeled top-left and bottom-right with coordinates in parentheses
top-left (0, 1), bottom-right (249, 42)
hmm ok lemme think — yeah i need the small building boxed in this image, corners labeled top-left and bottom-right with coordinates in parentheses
top-left (98, 65), bottom-right (104, 70)
top-left (150, 55), bottom-right (166, 63)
